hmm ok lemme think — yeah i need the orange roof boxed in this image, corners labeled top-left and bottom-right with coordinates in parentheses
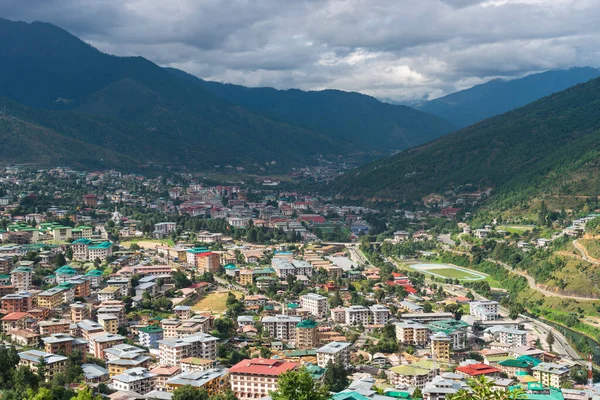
top-left (1, 312), bottom-right (30, 321)
top-left (150, 366), bottom-right (180, 375)
top-left (229, 358), bottom-right (297, 376)
top-left (456, 363), bottom-right (500, 376)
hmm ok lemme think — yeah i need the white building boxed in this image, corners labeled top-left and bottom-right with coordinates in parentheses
top-left (272, 259), bottom-right (313, 279)
top-left (112, 367), bottom-right (157, 394)
top-left (470, 300), bottom-right (500, 321)
top-left (300, 293), bottom-right (329, 319)
top-left (345, 305), bottom-right (370, 326)
top-left (532, 363), bottom-right (570, 388)
top-left (369, 304), bottom-right (389, 325)
top-left (158, 334), bottom-right (218, 366)
top-left (10, 267), bottom-right (33, 290)
top-left (261, 315), bottom-right (301, 342)
top-left (316, 341), bottom-right (351, 368)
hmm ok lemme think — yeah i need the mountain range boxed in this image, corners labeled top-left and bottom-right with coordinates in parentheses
top-left (416, 67), bottom-right (600, 128)
top-left (0, 18), bottom-right (457, 171)
top-left (333, 75), bottom-right (600, 204)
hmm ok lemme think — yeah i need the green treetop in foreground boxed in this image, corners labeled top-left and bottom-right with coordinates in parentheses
top-left (270, 367), bottom-right (330, 400)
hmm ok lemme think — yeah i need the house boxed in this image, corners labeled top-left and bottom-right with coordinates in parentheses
top-left (456, 363), bottom-right (501, 378)
top-left (82, 363), bottom-right (110, 384)
top-left (151, 365), bottom-right (181, 391)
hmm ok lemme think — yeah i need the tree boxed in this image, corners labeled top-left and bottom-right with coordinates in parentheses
top-left (72, 388), bottom-right (102, 400)
top-left (323, 359), bottom-right (349, 392)
top-left (172, 385), bottom-right (209, 400)
top-left (422, 302), bottom-right (433, 313)
top-left (413, 388), bottom-right (423, 399)
top-left (449, 376), bottom-right (524, 400)
top-left (271, 367), bottom-right (330, 400)
top-left (546, 331), bottom-right (555, 352)
top-left (36, 356), bottom-right (47, 382)
top-left (173, 270), bottom-right (192, 289)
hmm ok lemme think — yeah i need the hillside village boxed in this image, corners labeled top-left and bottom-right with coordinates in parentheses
top-left (2, 167), bottom-right (600, 400)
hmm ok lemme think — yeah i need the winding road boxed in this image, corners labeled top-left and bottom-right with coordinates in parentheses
top-left (573, 240), bottom-right (600, 265)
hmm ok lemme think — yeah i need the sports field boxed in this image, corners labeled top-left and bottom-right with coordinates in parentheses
top-left (409, 263), bottom-right (486, 281)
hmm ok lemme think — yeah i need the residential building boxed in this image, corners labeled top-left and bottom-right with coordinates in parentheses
top-left (39, 319), bottom-right (70, 336)
top-left (138, 325), bottom-right (164, 349)
top-left (456, 363), bottom-right (501, 378)
top-left (98, 313), bottom-right (119, 334)
top-left (300, 293), bottom-right (329, 319)
top-left (532, 363), bottom-right (570, 388)
top-left (1, 291), bottom-right (34, 313)
top-left (470, 300), bottom-right (500, 321)
top-left (428, 319), bottom-right (469, 350)
top-left (295, 319), bottom-right (318, 349)
top-left (165, 368), bottom-right (229, 394)
top-left (316, 341), bottom-right (351, 368)
top-left (497, 328), bottom-right (528, 347)
top-left (106, 344), bottom-right (151, 377)
top-left (173, 305), bottom-right (193, 321)
top-left (431, 332), bottom-right (451, 363)
top-left (158, 333), bottom-right (218, 366)
top-left (89, 333), bottom-right (126, 359)
top-left (196, 252), bottom-right (221, 273)
top-left (161, 318), bottom-right (182, 338)
top-left (395, 320), bottom-right (430, 346)
top-left (19, 350), bottom-right (67, 381)
top-left (261, 315), bottom-right (301, 342)
top-left (498, 359), bottom-right (532, 378)
top-left (400, 313), bottom-right (455, 323)
top-left (345, 305), bottom-right (370, 326)
top-left (37, 287), bottom-right (68, 309)
top-left (112, 367), bottom-right (157, 395)
top-left (180, 358), bottom-right (218, 373)
top-left (389, 364), bottom-right (437, 389)
top-left (10, 266), bottom-right (32, 290)
top-left (151, 365), bottom-right (181, 390)
top-left (72, 238), bottom-right (113, 261)
top-left (82, 363), bottom-right (109, 384)
top-left (98, 286), bottom-right (121, 302)
top-left (70, 302), bottom-right (90, 322)
top-left (369, 304), bottom-right (389, 325)
top-left (42, 333), bottom-right (88, 357)
top-left (78, 319), bottom-right (105, 340)
top-left (330, 307), bottom-right (346, 324)
top-left (1, 311), bottom-right (31, 332)
top-left (229, 358), bottom-right (297, 400)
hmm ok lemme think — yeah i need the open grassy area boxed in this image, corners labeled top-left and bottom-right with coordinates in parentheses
top-left (579, 239), bottom-right (600, 260)
top-left (191, 290), bottom-right (243, 314)
top-left (496, 225), bottom-right (535, 234)
top-left (120, 238), bottom-right (175, 248)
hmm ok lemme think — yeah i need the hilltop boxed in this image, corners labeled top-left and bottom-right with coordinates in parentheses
top-left (416, 67), bottom-right (600, 128)
top-left (333, 76), bottom-right (600, 204)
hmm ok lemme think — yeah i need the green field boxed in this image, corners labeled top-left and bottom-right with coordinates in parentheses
top-left (428, 268), bottom-right (480, 279)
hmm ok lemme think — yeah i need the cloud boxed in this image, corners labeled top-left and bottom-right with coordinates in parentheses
top-left (1, 0), bottom-right (599, 100)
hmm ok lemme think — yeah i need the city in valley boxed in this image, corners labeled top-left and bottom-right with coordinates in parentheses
top-left (2, 166), bottom-right (600, 400)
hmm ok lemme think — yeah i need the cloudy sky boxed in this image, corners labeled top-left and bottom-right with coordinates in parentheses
top-left (2, 0), bottom-right (599, 101)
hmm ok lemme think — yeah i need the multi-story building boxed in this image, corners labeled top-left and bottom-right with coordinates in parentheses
top-left (185, 248), bottom-right (211, 267)
top-left (10, 266), bottom-right (32, 290)
top-left (175, 315), bottom-right (212, 337)
top-left (78, 319), bottom-right (105, 340)
top-left (330, 307), bottom-right (345, 323)
top-left (295, 319), bottom-right (318, 349)
top-left (428, 319), bottom-right (469, 350)
top-left (229, 358), bottom-right (298, 400)
top-left (532, 363), bottom-right (570, 388)
top-left (71, 238), bottom-right (113, 261)
top-left (316, 341), bottom-right (351, 368)
top-left (0, 256), bottom-right (13, 274)
top-left (105, 344), bottom-right (151, 377)
top-left (197, 231), bottom-right (223, 243)
top-left (37, 287), bottom-right (67, 309)
top-left (138, 325), bottom-right (164, 349)
top-left (98, 286), bottom-right (121, 302)
top-left (54, 265), bottom-right (77, 284)
top-left (165, 368), bottom-right (229, 394)
top-left (369, 304), bottom-right (390, 325)
top-left (239, 269), bottom-right (254, 286)
top-left (497, 328), bottom-right (528, 347)
top-left (161, 319), bottom-right (182, 338)
top-left (97, 304), bottom-right (127, 325)
top-left (430, 332), bottom-right (451, 363)
top-left (89, 333), bottom-right (126, 359)
top-left (345, 305), bottom-right (370, 326)
top-left (1, 291), bottom-right (34, 313)
top-left (272, 259), bottom-right (313, 279)
top-left (42, 333), bottom-right (88, 357)
top-left (112, 367), bottom-right (157, 394)
top-left (98, 313), bottom-right (119, 334)
top-left (39, 319), bottom-right (70, 336)
top-left (498, 359), bottom-right (532, 378)
top-left (158, 333), bottom-right (218, 366)
top-left (18, 350), bottom-right (68, 381)
top-left (85, 269), bottom-right (104, 288)
top-left (70, 302), bottom-right (90, 322)
top-left (400, 313), bottom-right (455, 323)
top-left (173, 306), bottom-right (193, 321)
top-left (194, 252), bottom-right (220, 273)
top-left (389, 365), bottom-right (437, 389)
top-left (261, 315), bottom-right (301, 342)
top-left (300, 293), bottom-right (329, 319)
top-left (151, 365), bottom-right (181, 391)
top-left (469, 300), bottom-right (500, 321)
top-left (154, 222), bottom-right (176, 237)
top-left (395, 320), bottom-right (430, 346)
top-left (1, 311), bottom-right (31, 332)
top-left (105, 278), bottom-right (131, 297)
top-left (180, 357), bottom-right (219, 373)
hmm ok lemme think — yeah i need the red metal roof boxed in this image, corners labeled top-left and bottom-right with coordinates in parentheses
top-left (1, 312), bottom-right (30, 321)
top-left (456, 363), bottom-right (500, 376)
top-left (229, 358), bottom-right (297, 376)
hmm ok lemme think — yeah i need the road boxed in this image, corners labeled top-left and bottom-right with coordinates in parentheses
top-left (573, 240), bottom-right (600, 265)
top-left (347, 246), bottom-right (372, 267)
top-left (484, 257), bottom-right (600, 301)
top-left (437, 234), bottom-right (456, 247)
top-left (214, 276), bottom-right (248, 293)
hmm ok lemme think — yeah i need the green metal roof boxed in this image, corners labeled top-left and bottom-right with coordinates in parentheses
top-left (499, 359), bottom-right (531, 368)
top-left (89, 242), bottom-right (113, 250)
top-left (86, 269), bottom-right (104, 276)
top-left (138, 325), bottom-right (164, 334)
top-left (72, 238), bottom-right (93, 245)
top-left (296, 319), bottom-right (318, 329)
